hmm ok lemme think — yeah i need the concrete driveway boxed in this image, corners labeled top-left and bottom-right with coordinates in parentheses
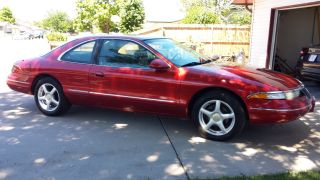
top-left (0, 39), bottom-right (319, 179)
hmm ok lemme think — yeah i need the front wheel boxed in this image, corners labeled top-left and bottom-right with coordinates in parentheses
top-left (192, 90), bottom-right (247, 141)
top-left (34, 77), bottom-right (71, 116)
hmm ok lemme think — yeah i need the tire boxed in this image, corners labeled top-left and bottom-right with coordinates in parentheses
top-left (191, 90), bottom-right (247, 141)
top-left (34, 77), bottom-right (71, 116)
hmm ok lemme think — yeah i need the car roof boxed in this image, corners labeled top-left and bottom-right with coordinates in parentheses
top-left (77, 34), bottom-right (169, 41)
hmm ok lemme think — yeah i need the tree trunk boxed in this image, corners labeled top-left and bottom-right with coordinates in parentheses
top-left (104, 23), bottom-right (110, 34)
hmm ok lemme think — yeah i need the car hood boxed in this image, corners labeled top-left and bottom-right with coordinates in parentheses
top-left (188, 63), bottom-right (301, 91)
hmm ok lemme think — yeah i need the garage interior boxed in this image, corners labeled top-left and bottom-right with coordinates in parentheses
top-left (271, 6), bottom-right (320, 76)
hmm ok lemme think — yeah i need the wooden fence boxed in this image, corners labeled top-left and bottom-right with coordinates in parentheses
top-left (134, 24), bottom-right (251, 57)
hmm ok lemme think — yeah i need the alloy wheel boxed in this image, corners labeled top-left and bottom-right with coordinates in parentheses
top-left (37, 83), bottom-right (60, 112)
top-left (198, 100), bottom-right (235, 136)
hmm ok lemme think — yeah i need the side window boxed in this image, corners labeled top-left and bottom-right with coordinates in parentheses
top-left (98, 39), bottom-right (157, 68)
top-left (61, 41), bottom-right (96, 64)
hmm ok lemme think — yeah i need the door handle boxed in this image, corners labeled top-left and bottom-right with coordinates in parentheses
top-left (94, 72), bottom-right (104, 77)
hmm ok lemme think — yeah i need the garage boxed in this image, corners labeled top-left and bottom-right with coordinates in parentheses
top-left (236, 0), bottom-right (320, 81)
top-left (269, 4), bottom-right (320, 79)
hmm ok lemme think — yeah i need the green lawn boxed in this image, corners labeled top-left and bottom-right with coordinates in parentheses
top-left (193, 170), bottom-right (320, 180)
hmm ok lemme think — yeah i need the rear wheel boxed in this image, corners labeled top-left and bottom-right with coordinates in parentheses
top-left (192, 90), bottom-right (247, 141)
top-left (34, 77), bottom-right (71, 116)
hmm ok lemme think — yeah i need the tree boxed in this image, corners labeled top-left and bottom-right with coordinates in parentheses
top-left (118, 0), bottom-right (145, 33)
top-left (41, 11), bottom-right (73, 32)
top-left (227, 10), bottom-right (252, 25)
top-left (0, 7), bottom-right (16, 24)
top-left (181, 0), bottom-right (252, 25)
top-left (182, 6), bottom-right (219, 24)
top-left (74, 0), bottom-right (145, 33)
top-left (74, 0), bottom-right (118, 33)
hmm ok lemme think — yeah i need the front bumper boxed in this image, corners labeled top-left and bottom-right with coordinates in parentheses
top-left (247, 87), bottom-right (315, 124)
top-left (249, 97), bottom-right (315, 124)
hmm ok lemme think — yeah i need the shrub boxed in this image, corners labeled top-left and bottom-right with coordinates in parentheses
top-left (182, 6), bottom-right (220, 24)
top-left (46, 32), bottom-right (67, 42)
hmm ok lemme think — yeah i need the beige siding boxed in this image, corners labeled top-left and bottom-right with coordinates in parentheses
top-left (249, 0), bottom-right (320, 68)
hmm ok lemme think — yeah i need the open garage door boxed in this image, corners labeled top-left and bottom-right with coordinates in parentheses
top-left (268, 4), bottom-right (320, 81)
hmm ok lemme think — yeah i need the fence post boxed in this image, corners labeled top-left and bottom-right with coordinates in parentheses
top-left (211, 25), bottom-right (214, 56)
top-left (162, 27), bottom-right (166, 37)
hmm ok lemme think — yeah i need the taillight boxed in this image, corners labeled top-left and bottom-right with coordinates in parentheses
top-left (11, 65), bottom-right (21, 73)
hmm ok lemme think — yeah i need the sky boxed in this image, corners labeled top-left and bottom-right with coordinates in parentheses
top-left (0, 0), bottom-right (185, 23)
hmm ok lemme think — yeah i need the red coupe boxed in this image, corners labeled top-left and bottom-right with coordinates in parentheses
top-left (7, 36), bottom-right (316, 141)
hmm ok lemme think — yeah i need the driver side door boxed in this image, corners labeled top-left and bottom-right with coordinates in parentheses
top-left (89, 39), bottom-right (183, 116)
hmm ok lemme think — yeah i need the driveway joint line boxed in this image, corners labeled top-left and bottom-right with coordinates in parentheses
top-left (157, 116), bottom-right (190, 180)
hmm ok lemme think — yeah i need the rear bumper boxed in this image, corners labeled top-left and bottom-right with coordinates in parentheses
top-left (248, 96), bottom-right (315, 124)
top-left (7, 74), bottom-right (32, 94)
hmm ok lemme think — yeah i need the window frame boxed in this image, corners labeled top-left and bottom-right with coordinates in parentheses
top-left (58, 40), bottom-right (98, 65)
top-left (95, 38), bottom-right (160, 69)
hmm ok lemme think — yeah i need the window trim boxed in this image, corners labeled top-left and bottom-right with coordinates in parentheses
top-left (57, 40), bottom-right (97, 65)
top-left (94, 38), bottom-right (160, 69)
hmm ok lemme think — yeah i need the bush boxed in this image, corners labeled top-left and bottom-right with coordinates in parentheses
top-left (227, 11), bottom-right (252, 25)
top-left (182, 6), bottom-right (220, 24)
top-left (46, 32), bottom-right (67, 42)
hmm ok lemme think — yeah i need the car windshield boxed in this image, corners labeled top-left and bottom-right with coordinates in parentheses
top-left (144, 38), bottom-right (209, 67)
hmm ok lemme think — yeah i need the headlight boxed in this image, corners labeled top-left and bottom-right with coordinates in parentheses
top-left (248, 88), bottom-right (301, 100)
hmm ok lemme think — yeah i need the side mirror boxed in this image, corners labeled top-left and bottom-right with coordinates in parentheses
top-left (149, 59), bottom-right (170, 71)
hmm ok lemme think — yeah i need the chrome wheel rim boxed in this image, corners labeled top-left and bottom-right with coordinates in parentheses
top-left (198, 100), bottom-right (235, 136)
top-left (37, 83), bottom-right (60, 112)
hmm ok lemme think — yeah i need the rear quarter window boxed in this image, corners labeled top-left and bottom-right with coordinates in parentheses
top-left (60, 41), bottom-right (96, 64)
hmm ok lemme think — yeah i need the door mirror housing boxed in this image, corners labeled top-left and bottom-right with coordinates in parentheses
top-left (149, 59), bottom-right (170, 71)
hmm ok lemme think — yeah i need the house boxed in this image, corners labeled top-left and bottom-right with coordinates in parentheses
top-left (0, 21), bottom-right (10, 36)
top-left (234, 0), bottom-right (320, 73)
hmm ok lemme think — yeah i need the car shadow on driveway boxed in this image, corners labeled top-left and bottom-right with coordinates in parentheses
top-left (0, 88), bottom-right (319, 179)
top-left (0, 91), bottom-right (187, 179)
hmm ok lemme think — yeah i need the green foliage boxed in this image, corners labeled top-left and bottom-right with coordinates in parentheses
top-left (181, 0), bottom-right (252, 25)
top-left (74, 0), bottom-right (95, 32)
top-left (118, 0), bottom-right (145, 33)
top-left (74, 0), bottom-right (118, 33)
top-left (94, 0), bottom-right (118, 33)
top-left (46, 32), bottom-right (67, 42)
top-left (41, 11), bottom-right (73, 32)
top-left (74, 0), bottom-right (145, 33)
top-left (182, 6), bottom-right (219, 24)
top-left (0, 7), bottom-right (16, 24)
top-left (227, 11), bottom-right (252, 25)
